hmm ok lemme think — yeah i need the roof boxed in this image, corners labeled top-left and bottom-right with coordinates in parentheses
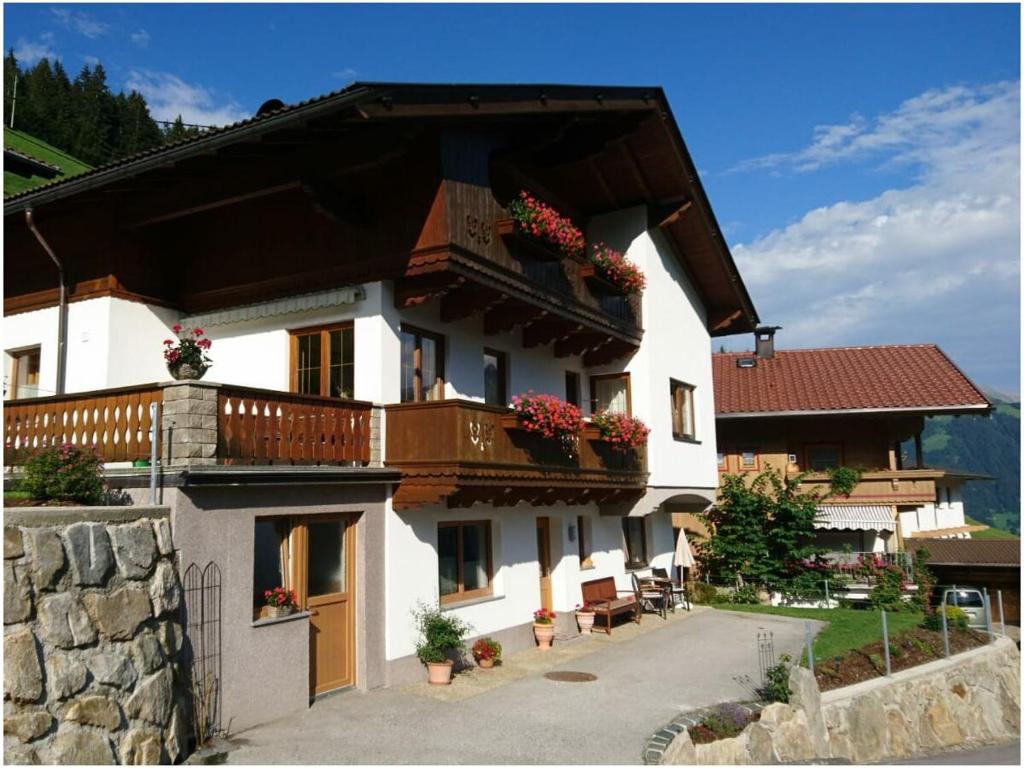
top-left (906, 538), bottom-right (1020, 567)
top-left (815, 504), bottom-right (897, 532)
top-left (3, 128), bottom-right (91, 196)
top-left (713, 344), bottom-right (990, 417)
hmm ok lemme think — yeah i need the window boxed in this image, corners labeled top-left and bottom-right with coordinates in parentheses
top-left (565, 371), bottom-right (581, 407)
top-left (577, 515), bottom-right (593, 569)
top-left (670, 380), bottom-right (696, 440)
top-left (806, 444), bottom-right (842, 471)
top-left (483, 348), bottom-right (508, 406)
top-left (717, 451), bottom-right (728, 471)
top-left (290, 325), bottom-right (354, 398)
top-left (622, 517), bottom-right (648, 569)
top-left (740, 449), bottom-right (759, 470)
top-left (253, 518), bottom-right (290, 619)
top-left (590, 373), bottom-right (630, 415)
top-left (6, 346), bottom-right (41, 400)
top-left (400, 326), bottom-right (445, 403)
top-left (438, 521), bottom-right (492, 604)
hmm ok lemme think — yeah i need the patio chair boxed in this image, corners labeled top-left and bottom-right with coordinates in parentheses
top-left (652, 567), bottom-right (690, 612)
top-left (631, 572), bottom-right (669, 620)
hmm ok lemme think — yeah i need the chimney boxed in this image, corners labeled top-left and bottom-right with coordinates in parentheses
top-left (754, 325), bottom-right (781, 360)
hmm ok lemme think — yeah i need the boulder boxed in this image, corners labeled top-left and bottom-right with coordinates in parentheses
top-left (87, 648), bottom-right (137, 690)
top-left (5, 527), bottom-right (25, 559)
top-left (125, 668), bottom-right (173, 726)
top-left (132, 632), bottom-right (166, 675)
top-left (49, 726), bottom-right (115, 765)
top-left (788, 665), bottom-right (828, 755)
top-left (64, 695), bottom-right (122, 731)
top-left (148, 560), bottom-right (181, 617)
top-left (923, 694), bottom-right (962, 749)
top-left (744, 723), bottom-right (776, 764)
top-left (120, 727), bottom-right (163, 765)
top-left (25, 528), bottom-right (66, 589)
top-left (110, 522), bottom-right (157, 580)
top-left (37, 592), bottom-right (96, 648)
top-left (82, 587), bottom-right (152, 641)
top-left (662, 728), bottom-right (696, 764)
top-left (4, 710), bottom-right (54, 742)
top-left (845, 692), bottom-right (888, 763)
top-left (46, 653), bottom-right (89, 700)
top-left (152, 518), bottom-right (173, 556)
top-left (695, 731), bottom-right (750, 764)
top-left (4, 742), bottom-right (40, 765)
top-left (885, 706), bottom-right (918, 759)
top-left (4, 560), bottom-right (34, 624)
top-left (166, 702), bottom-right (189, 763)
top-left (63, 523), bottom-right (114, 586)
top-left (4, 628), bottom-right (43, 702)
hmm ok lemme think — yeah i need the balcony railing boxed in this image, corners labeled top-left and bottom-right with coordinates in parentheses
top-left (796, 469), bottom-right (941, 505)
top-left (822, 551), bottom-right (916, 584)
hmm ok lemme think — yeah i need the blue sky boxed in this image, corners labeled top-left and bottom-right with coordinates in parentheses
top-left (5, 3), bottom-right (1021, 393)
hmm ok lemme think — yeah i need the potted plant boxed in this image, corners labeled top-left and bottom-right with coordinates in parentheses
top-left (505, 392), bottom-right (584, 449)
top-left (502, 190), bottom-right (586, 261)
top-left (533, 608), bottom-right (557, 651)
top-left (263, 586), bottom-right (298, 619)
top-left (588, 411), bottom-right (650, 452)
top-left (163, 324), bottom-right (213, 380)
top-left (471, 637), bottom-right (502, 669)
top-left (575, 603), bottom-right (596, 635)
top-left (581, 243), bottom-right (646, 295)
top-left (413, 603), bottom-right (471, 685)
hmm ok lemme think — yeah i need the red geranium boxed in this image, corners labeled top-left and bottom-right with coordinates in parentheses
top-left (510, 391), bottom-right (583, 447)
top-left (590, 411), bottom-right (650, 452)
top-left (508, 190), bottom-right (585, 260)
top-left (590, 243), bottom-right (646, 295)
top-left (162, 325), bottom-right (213, 371)
top-left (533, 608), bottom-right (557, 625)
top-left (264, 586), bottom-right (298, 608)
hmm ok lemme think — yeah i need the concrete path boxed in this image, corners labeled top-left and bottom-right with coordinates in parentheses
top-left (891, 739), bottom-right (1020, 765)
top-left (221, 607), bottom-right (822, 765)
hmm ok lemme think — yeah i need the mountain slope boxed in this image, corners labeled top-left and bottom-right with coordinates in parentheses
top-left (4, 127), bottom-right (91, 196)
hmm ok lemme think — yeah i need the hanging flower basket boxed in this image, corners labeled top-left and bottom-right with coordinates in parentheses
top-left (503, 190), bottom-right (585, 261)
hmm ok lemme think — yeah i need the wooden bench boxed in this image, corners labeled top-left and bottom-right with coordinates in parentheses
top-left (581, 577), bottom-right (640, 634)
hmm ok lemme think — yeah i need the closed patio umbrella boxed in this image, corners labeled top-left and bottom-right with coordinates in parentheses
top-left (673, 528), bottom-right (695, 570)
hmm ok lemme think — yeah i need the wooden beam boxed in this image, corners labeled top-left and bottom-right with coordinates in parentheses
top-left (584, 339), bottom-right (637, 367)
top-left (554, 332), bottom-right (610, 358)
top-left (124, 181), bottom-right (302, 228)
top-left (484, 302), bottom-right (546, 336)
top-left (709, 309), bottom-right (743, 333)
top-left (522, 319), bottom-right (582, 349)
top-left (439, 288), bottom-right (506, 323)
top-left (394, 274), bottom-right (465, 309)
top-left (655, 200), bottom-right (694, 229)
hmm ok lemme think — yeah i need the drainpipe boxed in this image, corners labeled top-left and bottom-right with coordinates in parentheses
top-left (25, 208), bottom-right (67, 395)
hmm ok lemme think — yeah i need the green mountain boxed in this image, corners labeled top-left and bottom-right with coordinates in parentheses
top-left (906, 396), bottom-right (1021, 535)
top-left (4, 127), bottom-right (92, 196)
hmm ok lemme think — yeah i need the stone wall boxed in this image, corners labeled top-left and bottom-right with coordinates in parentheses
top-left (661, 637), bottom-right (1020, 764)
top-left (4, 507), bottom-right (188, 765)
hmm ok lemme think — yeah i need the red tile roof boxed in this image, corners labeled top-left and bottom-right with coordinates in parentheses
top-left (713, 344), bottom-right (990, 416)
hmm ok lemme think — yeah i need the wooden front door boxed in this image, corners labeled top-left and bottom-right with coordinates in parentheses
top-left (294, 515), bottom-right (356, 695)
top-left (536, 516), bottom-right (553, 612)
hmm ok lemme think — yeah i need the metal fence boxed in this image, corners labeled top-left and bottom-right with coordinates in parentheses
top-left (182, 561), bottom-right (222, 744)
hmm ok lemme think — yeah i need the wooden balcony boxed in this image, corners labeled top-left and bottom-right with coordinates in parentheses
top-left (795, 469), bottom-right (942, 505)
top-left (384, 399), bottom-right (648, 510)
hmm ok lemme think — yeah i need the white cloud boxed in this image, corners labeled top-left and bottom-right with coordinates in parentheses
top-left (331, 67), bottom-right (358, 81)
top-left (125, 70), bottom-right (248, 127)
top-left (726, 81), bottom-right (1020, 388)
top-left (130, 29), bottom-right (151, 48)
top-left (51, 8), bottom-right (108, 39)
top-left (14, 33), bottom-right (57, 65)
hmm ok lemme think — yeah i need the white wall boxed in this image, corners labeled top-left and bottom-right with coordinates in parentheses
top-left (898, 483), bottom-right (968, 539)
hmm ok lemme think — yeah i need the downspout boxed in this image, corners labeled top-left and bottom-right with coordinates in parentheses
top-left (24, 208), bottom-right (67, 395)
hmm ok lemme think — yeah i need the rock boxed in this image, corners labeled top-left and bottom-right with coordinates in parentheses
top-left (120, 728), bottom-right (163, 765)
top-left (4, 628), bottom-right (43, 702)
top-left (695, 731), bottom-right (750, 764)
top-left (46, 653), bottom-right (89, 700)
top-left (662, 728), bottom-right (696, 764)
top-left (64, 523), bottom-right (114, 586)
top-left (757, 702), bottom-right (794, 726)
top-left (4, 560), bottom-right (34, 624)
top-left (166, 702), bottom-right (188, 763)
top-left (148, 560), bottom-right (181, 617)
top-left (133, 632), bottom-right (166, 674)
top-left (771, 708), bottom-right (815, 763)
top-left (110, 522), bottom-right (157, 580)
top-left (885, 706), bottom-right (918, 758)
top-left (25, 528), bottom-right (65, 589)
top-left (37, 592), bottom-right (96, 648)
top-left (4, 742), bottom-right (40, 764)
top-left (923, 694), bottom-right (962, 748)
top-left (744, 723), bottom-right (776, 764)
top-left (65, 695), bottom-right (122, 731)
top-left (788, 665), bottom-right (828, 756)
top-left (157, 620), bottom-right (184, 658)
top-left (49, 726), bottom-right (115, 764)
top-left (125, 668), bottom-right (173, 726)
top-left (87, 648), bottom-right (137, 690)
top-left (152, 518), bottom-right (173, 556)
top-left (845, 692), bottom-right (888, 763)
top-left (82, 587), bottom-right (152, 641)
top-left (4, 710), bottom-right (54, 742)
top-left (5, 527), bottom-right (25, 559)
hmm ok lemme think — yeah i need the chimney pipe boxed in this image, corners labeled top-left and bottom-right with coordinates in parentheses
top-left (754, 325), bottom-right (782, 360)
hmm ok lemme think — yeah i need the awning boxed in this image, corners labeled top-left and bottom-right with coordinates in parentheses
top-left (815, 505), bottom-right (896, 532)
top-left (183, 285), bottom-right (366, 327)
top-left (673, 528), bottom-right (695, 569)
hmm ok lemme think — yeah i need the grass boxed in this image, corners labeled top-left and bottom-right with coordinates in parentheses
top-left (4, 127), bottom-right (92, 196)
top-left (965, 516), bottom-right (1019, 540)
top-left (4, 490), bottom-right (31, 501)
top-left (714, 604), bottom-right (924, 663)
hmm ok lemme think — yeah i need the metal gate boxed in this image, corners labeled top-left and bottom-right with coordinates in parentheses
top-left (182, 561), bottom-right (222, 743)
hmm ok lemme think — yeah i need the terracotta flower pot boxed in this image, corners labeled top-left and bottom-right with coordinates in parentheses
top-left (477, 657), bottom-right (495, 669)
top-left (533, 622), bottom-right (555, 651)
top-left (576, 611), bottom-right (596, 635)
top-left (426, 660), bottom-right (454, 685)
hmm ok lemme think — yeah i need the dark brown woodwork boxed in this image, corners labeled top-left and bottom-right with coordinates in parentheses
top-left (554, 332), bottom-right (611, 359)
top-left (584, 339), bottom-right (638, 367)
top-left (579, 264), bottom-right (626, 296)
top-left (439, 286), bottom-right (506, 322)
top-left (496, 218), bottom-right (569, 262)
top-left (483, 301), bottom-right (545, 336)
top-left (522, 318), bottom-right (583, 349)
top-left (124, 181), bottom-right (303, 229)
top-left (394, 273), bottom-right (465, 309)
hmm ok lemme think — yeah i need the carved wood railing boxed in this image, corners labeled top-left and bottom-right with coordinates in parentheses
top-left (217, 386), bottom-right (373, 465)
top-left (4, 384), bottom-right (163, 465)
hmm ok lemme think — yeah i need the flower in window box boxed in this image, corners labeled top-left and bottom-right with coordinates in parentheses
top-left (589, 243), bottom-right (646, 295)
top-left (509, 391), bottom-right (584, 447)
top-left (508, 190), bottom-right (585, 260)
top-left (263, 586), bottom-right (298, 619)
top-left (589, 411), bottom-right (650, 451)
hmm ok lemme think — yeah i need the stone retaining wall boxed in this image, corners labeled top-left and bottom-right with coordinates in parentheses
top-left (4, 507), bottom-right (188, 764)
top-left (661, 637), bottom-right (1020, 764)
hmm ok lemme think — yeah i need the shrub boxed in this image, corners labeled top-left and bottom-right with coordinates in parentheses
top-left (869, 565), bottom-right (906, 611)
top-left (413, 603), bottom-right (471, 665)
top-left (730, 585), bottom-right (761, 604)
top-left (700, 703), bottom-right (753, 739)
top-left (762, 653), bottom-right (792, 703)
top-left (922, 605), bottom-right (969, 631)
top-left (23, 443), bottom-right (104, 504)
top-left (690, 581), bottom-right (719, 605)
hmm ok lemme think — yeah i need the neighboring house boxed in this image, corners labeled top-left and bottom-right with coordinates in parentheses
top-left (712, 329), bottom-right (992, 560)
top-left (3, 83), bottom-right (757, 729)
top-left (3, 127), bottom-right (91, 198)
top-left (905, 538), bottom-right (1020, 623)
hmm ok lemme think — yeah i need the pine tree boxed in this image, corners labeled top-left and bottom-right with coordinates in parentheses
top-left (3, 49), bottom-right (18, 127)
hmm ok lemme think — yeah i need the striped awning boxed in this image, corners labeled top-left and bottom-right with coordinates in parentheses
top-left (815, 505), bottom-right (896, 532)
top-left (183, 285), bottom-right (366, 327)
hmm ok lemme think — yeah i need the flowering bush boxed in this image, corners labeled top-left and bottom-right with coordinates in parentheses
top-left (510, 392), bottom-right (583, 445)
top-left (163, 324), bottom-right (213, 372)
top-left (533, 608), bottom-right (557, 625)
top-left (264, 586), bottom-right (298, 608)
top-left (471, 637), bottom-right (502, 663)
top-left (508, 190), bottom-right (585, 260)
top-left (22, 443), bottom-right (104, 504)
top-left (590, 411), bottom-right (650, 451)
top-left (590, 243), bottom-right (646, 294)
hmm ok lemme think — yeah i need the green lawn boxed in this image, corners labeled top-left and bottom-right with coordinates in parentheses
top-left (714, 604), bottom-right (924, 663)
top-left (4, 128), bottom-right (92, 196)
top-left (966, 515), bottom-right (1019, 540)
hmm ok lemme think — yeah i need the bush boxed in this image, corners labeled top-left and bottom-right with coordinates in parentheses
top-left (730, 585), bottom-right (761, 604)
top-left (762, 653), bottom-right (792, 703)
top-left (922, 605), bottom-right (969, 631)
top-left (869, 565), bottom-right (907, 611)
top-left (413, 603), bottom-right (471, 664)
top-left (690, 581), bottom-right (719, 605)
top-left (22, 444), bottom-right (104, 504)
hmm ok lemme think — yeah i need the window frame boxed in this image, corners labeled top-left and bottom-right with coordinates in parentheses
top-left (804, 442), bottom-right (844, 472)
top-left (437, 520), bottom-right (494, 606)
top-left (400, 324), bottom-right (446, 403)
top-left (252, 516), bottom-right (293, 621)
top-left (288, 322), bottom-right (356, 399)
top-left (483, 347), bottom-right (508, 406)
top-left (622, 516), bottom-right (648, 570)
top-left (577, 514), bottom-right (593, 570)
top-left (739, 448), bottom-right (760, 471)
top-left (669, 379), bottom-right (697, 441)
top-left (717, 450), bottom-right (730, 472)
top-left (589, 372), bottom-right (632, 416)
top-left (7, 346), bottom-right (42, 401)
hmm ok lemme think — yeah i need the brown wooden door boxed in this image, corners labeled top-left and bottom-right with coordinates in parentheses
top-left (536, 517), bottom-right (553, 612)
top-left (294, 515), bottom-right (356, 695)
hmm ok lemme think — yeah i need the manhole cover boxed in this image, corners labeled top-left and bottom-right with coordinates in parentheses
top-left (544, 671), bottom-right (597, 683)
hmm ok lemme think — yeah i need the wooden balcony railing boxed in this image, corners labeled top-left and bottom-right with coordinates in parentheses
top-left (384, 399), bottom-right (648, 509)
top-left (795, 469), bottom-right (941, 505)
top-left (4, 384), bottom-right (163, 466)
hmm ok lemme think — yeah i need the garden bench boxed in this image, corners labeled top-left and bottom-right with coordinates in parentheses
top-left (581, 576), bottom-right (640, 634)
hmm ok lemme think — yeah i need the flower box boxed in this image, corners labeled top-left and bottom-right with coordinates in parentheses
top-left (499, 412), bottom-right (523, 431)
top-left (582, 423), bottom-right (603, 441)
top-left (502, 191), bottom-right (586, 262)
top-left (579, 263), bottom-right (625, 296)
top-left (496, 219), bottom-right (566, 262)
